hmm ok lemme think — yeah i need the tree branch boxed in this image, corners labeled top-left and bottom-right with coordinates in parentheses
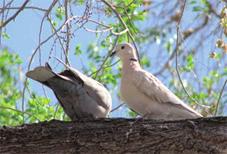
top-left (0, 117), bottom-right (227, 154)
top-left (0, 0), bottom-right (29, 29)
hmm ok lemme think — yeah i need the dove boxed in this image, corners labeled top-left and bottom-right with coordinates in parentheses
top-left (111, 43), bottom-right (202, 120)
top-left (26, 63), bottom-right (112, 120)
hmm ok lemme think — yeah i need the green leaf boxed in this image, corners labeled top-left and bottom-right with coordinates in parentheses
top-left (200, 0), bottom-right (209, 6)
top-left (128, 109), bottom-right (138, 118)
top-left (165, 41), bottom-right (173, 53)
top-left (190, 0), bottom-right (197, 4)
top-left (74, 45), bottom-right (82, 55)
top-left (55, 7), bottom-right (65, 20)
top-left (184, 54), bottom-right (195, 71)
top-left (141, 55), bottom-right (150, 67)
top-left (75, 0), bottom-right (84, 5)
top-left (0, 48), bottom-right (23, 126)
top-left (203, 76), bottom-right (213, 89)
top-left (221, 67), bottom-right (227, 77)
top-left (2, 32), bottom-right (10, 40)
top-left (193, 6), bottom-right (203, 12)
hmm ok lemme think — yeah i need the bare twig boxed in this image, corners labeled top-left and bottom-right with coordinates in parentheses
top-left (106, 60), bottom-right (120, 68)
top-left (51, 56), bottom-right (71, 70)
top-left (64, 0), bottom-right (70, 66)
top-left (214, 79), bottom-right (227, 116)
top-left (22, 21), bottom-right (68, 123)
top-left (27, 23), bottom-right (65, 69)
top-left (66, 14), bottom-right (129, 36)
top-left (53, 104), bottom-right (60, 119)
top-left (0, 0), bottom-right (6, 44)
top-left (46, 15), bottom-right (67, 63)
top-left (0, 0), bottom-right (13, 15)
top-left (0, 105), bottom-right (40, 122)
top-left (207, 1), bottom-right (221, 18)
top-left (0, 6), bottom-right (47, 12)
top-left (92, 36), bottom-right (119, 78)
top-left (83, 26), bottom-right (128, 36)
top-left (21, 0), bottom-right (58, 123)
top-left (110, 103), bottom-right (125, 113)
top-left (0, 0), bottom-right (29, 29)
top-left (38, 15), bottom-right (46, 65)
top-left (154, 13), bottom-right (209, 76)
top-left (100, 0), bottom-right (140, 63)
top-left (38, 0), bottom-right (58, 65)
top-left (175, 0), bottom-right (208, 108)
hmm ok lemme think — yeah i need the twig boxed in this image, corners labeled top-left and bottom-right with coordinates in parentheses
top-left (22, 21), bottom-right (68, 124)
top-left (0, 0), bottom-right (6, 44)
top-left (83, 26), bottom-right (128, 36)
top-left (92, 36), bottom-right (119, 78)
top-left (82, 26), bottom-right (112, 33)
top-left (0, 105), bottom-right (40, 122)
top-left (100, 0), bottom-right (140, 63)
top-left (175, 0), bottom-right (208, 108)
top-left (0, 0), bottom-right (29, 29)
top-left (207, 1), bottom-right (221, 18)
top-left (0, 0), bottom-right (13, 14)
top-left (89, 60), bottom-right (120, 78)
top-left (38, 0), bottom-right (58, 65)
top-left (38, 15), bottom-right (46, 65)
top-left (111, 28), bottom-right (128, 36)
top-left (64, 0), bottom-right (70, 66)
top-left (110, 103), bottom-right (125, 113)
top-left (36, 0), bottom-right (58, 111)
top-left (214, 79), bottom-right (227, 116)
top-left (46, 15), bottom-right (68, 63)
top-left (0, 6), bottom-right (47, 12)
top-left (21, 0), bottom-right (58, 123)
top-left (51, 56), bottom-right (71, 70)
top-left (62, 15), bottom-right (128, 36)
top-left (53, 104), bottom-right (60, 119)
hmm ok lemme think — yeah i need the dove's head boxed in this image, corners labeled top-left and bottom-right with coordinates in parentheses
top-left (111, 43), bottom-right (138, 61)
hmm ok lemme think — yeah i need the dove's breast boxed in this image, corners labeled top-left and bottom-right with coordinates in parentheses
top-left (120, 76), bottom-right (155, 115)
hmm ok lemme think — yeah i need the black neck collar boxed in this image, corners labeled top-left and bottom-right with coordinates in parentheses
top-left (129, 58), bottom-right (138, 62)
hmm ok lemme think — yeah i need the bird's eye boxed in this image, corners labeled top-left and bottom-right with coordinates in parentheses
top-left (121, 46), bottom-right (125, 50)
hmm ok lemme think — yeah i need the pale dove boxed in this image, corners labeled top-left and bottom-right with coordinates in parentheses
top-left (26, 63), bottom-right (112, 120)
top-left (111, 43), bottom-right (202, 120)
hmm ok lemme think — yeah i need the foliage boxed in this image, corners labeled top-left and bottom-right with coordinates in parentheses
top-left (0, 48), bottom-right (23, 126)
top-left (0, 49), bottom-right (67, 126)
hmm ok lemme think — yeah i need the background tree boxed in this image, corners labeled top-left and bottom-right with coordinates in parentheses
top-left (0, 0), bottom-right (226, 126)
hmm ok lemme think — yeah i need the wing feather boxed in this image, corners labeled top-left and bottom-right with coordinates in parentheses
top-left (132, 70), bottom-right (202, 117)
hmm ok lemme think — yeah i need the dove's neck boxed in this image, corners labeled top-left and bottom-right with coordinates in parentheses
top-left (121, 57), bottom-right (141, 74)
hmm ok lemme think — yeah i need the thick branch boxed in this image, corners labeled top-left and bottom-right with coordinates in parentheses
top-left (0, 117), bottom-right (227, 154)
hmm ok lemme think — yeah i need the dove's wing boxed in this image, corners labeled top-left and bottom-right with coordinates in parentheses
top-left (67, 67), bottom-right (112, 112)
top-left (132, 69), bottom-right (202, 117)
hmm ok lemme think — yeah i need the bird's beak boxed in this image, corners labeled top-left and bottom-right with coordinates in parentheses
top-left (110, 50), bottom-right (116, 57)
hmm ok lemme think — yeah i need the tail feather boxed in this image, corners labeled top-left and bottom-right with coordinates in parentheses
top-left (26, 65), bottom-right (55, 82)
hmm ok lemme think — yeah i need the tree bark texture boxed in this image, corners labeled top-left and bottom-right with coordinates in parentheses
top-left (0, 117), bottom-right (227, 154)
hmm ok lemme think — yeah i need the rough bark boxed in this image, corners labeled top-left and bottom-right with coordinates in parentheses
top-left (0, 117), bottom-right (227, 154)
